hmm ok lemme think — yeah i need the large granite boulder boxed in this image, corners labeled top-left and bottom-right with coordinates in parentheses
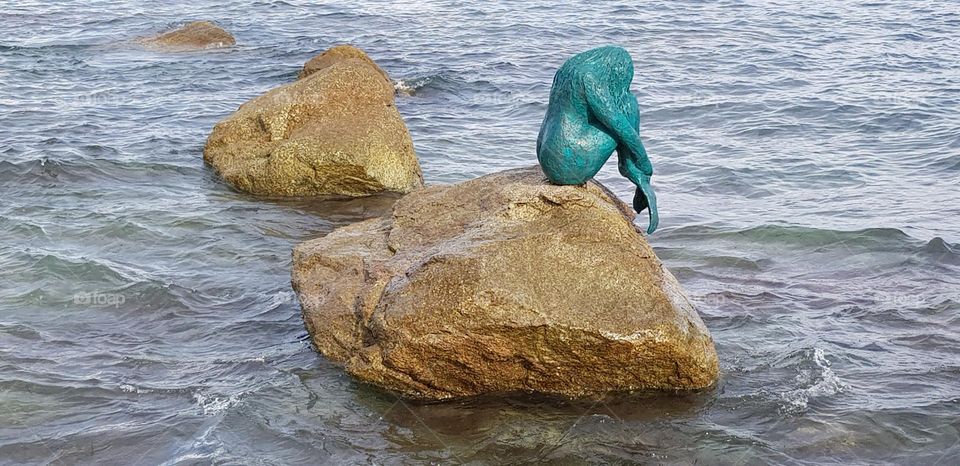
top-left (138, 21), bottom-right (235, 51)
top-left (292, 166), bottom-right (719, 400)
top-left (203, 46), bottom-right (422, 197)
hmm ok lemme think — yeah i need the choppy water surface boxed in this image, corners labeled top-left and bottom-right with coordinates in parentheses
top-left (1, 1), bottom-right (959, 464)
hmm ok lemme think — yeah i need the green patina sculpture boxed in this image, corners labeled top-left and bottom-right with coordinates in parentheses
top-left (537, 46), bottom-right (658, 234)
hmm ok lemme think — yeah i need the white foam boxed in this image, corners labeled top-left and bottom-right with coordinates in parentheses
top-left (394, 79), bottom-right (417, 95)
top-left (193, 390), bottom-right (243, 416)
top-left (118, 383), bottom-right (153, 394)
top-left (779, 347), bottom-right (846, 415)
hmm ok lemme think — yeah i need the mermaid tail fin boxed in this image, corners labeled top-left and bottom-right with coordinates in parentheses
top-left (633, 178), bottom-right (658, 234)
top-left (615, 141), bottom-right (657, 234)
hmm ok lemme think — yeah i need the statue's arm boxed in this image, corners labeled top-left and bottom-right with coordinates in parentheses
top-left (615, 97), bottom-right (648, 186)
top-left (587, 80), bottom-right (659, 233)
top-left (585, 82), bottom-right (652, 177)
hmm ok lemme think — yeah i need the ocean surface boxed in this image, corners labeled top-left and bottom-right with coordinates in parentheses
top-left (1, 1), bottom-right (958, 464)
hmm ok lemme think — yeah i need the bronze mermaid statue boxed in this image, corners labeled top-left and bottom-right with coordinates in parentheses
top-left (537, 46), bottom-right (658, 234)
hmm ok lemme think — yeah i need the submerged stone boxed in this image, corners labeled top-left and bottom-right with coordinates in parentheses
top-left (138, 21), bottom-right (236, 51)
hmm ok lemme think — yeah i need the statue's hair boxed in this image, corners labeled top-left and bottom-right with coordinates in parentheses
top-left (553, 46), bottom-right (634, 91)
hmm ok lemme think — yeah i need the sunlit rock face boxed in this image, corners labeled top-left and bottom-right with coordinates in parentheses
top-left (292, 166), bottom-right (719, 401)
top-left (203, 46), bottom-right (423, 197)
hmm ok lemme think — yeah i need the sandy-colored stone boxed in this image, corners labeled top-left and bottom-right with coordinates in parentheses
top-left (299, 45), bottom-right (391, 84)
top-left (292, 166), bottom-right (719, 400)
top-left (139, 21), bottom-right (235, 51)
top-left (203, 48), bottom-right (423, 197)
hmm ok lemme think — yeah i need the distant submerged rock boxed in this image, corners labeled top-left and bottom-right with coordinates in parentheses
top-left (138, 21), bottom-right (236, 51)
top-left (291, 166), bottom-right (719, 401)
top-left (203, 45), bottom-right (423, 197)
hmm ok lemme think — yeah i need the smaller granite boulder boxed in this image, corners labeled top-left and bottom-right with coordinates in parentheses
top-left (292, 166), bottom-right (719, 401)
top-left (203, 46), bottom-right (423, 197)
top-left (139, 21), bottom-right (235, 51)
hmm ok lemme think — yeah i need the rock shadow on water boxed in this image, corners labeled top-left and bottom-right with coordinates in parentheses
top-left (262, 193), bottom-right (403, 229)
top-left (348, 382), bottom-right (715, 460)
top-left (207, 189), bottom-right (404, 241)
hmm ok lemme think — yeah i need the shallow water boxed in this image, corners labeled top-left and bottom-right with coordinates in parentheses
top-left (1, 1), bottom-right (959, 464)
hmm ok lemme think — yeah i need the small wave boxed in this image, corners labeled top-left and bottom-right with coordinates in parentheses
top-left (28, 252), bottom-right (132, 285)
top-left (0, 158), bottom-right (203, 185)
top-left (392, 70), bottom-right (504, 99)
top-left (394, 75), bottom-right (441, 95)
top-left (701, 255), bottom-right (766, 270)
top-left (0, 322), bottom-right (44, 340)
top-left (779, 348), bottom-right (847, 415)
top-left (665, 224), bottom-right (938, 256)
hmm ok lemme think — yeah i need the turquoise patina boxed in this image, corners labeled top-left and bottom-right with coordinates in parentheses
top-left (537, 46), bottom-right (658, 234)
